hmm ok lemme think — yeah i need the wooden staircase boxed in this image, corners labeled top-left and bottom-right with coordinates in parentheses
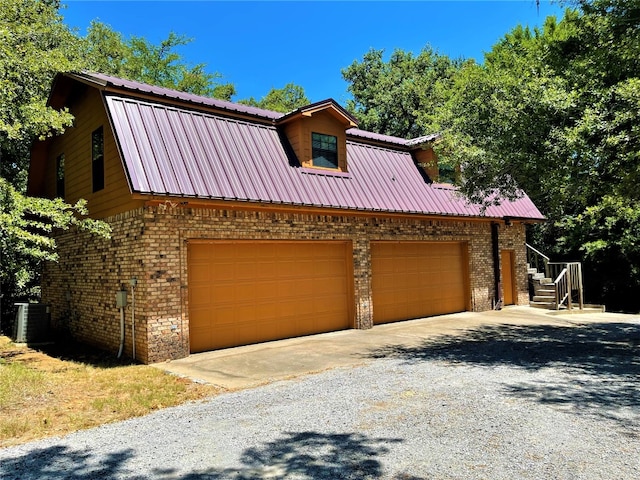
top-left (528, 270), bottom-right (557, 309)
top-left (526, 244), bottom-right (585, 311)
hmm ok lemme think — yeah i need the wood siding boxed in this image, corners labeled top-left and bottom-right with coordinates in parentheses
top-left (284, 110), bottom-right (349, 172)
top-left (412, 147), bottom-right (439, 182)
top-left (39, 88), bottom-right (142, 218)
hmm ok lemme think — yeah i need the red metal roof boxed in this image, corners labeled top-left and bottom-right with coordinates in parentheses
top-left (104, 93), bottom-right (544, 220)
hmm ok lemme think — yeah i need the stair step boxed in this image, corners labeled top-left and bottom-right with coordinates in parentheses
top-left (534, 291), bottom-right (556, 298)
top-left (533, 295), bottom-right (556, 302)
top-left (530, 276), bottom-right (553, 284)
top-left (530, 301), bottom-right (557, 309)
top-left (533, 284), bottom-right (555, 292)
top-left (527, 268), bottom-right (538, 275)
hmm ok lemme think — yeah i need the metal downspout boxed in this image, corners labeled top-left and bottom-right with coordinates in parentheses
top-left (491, 223), bottom-right (501, 310)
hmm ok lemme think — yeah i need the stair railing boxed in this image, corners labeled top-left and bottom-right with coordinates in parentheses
top-left (549, 262), bottom-right (584, 310)
top-left (553, 267), bottom-right (570, 310)
top-left (527, 244), bottom-right (585, 311)
top-left (526, 243), bottom-right (550, 278)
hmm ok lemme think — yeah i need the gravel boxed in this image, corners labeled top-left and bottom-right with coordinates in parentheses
top-left (1, 322), bottom-right (639, 479)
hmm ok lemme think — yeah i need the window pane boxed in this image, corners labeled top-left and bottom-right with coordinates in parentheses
top-left (92, 127), bottom-right (104, 192)
top-left (311, 132), bottom-right (338, 169)
top-left (56, 154), bottom-right (65, 198)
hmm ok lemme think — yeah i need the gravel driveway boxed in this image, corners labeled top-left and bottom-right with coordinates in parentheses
top-left (1, 318), bottom-right (639, 479)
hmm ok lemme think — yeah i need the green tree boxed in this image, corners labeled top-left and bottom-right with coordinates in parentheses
top-left (240, 83), bottom-right (310, 113)
top-left (560, 195), bottom-right (640, 311)
top-left (82, 21), bottom-right (236, 100)
top-left (0, 0), bottom-right (110, 325)
top-left (0, 0), bottom-right (79, 188)
top-left (342, 1), bottom-right (640, 310)
top-left (434, 1), bottom-right (640, 310)
top-left (342, 47), bottom-right (463, 138)
top-left (0, 178), bottom-right (111, 309)
top-left (432, 18), bottom-right (581, 213)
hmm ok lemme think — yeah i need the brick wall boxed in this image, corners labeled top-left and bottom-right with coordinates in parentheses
top-left (42, 209), bottom-right (148, 361)
top-left (42, 204), bottom-right (528, 363)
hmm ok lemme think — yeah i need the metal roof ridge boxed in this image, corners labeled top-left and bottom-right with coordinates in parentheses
top-left (406, 133), bottom-right (441, 147)
top-left (346, 128), bottom-right (409, 146)
top-left (71, 72), bottom-right (441, 152)
top-left (69, 71), bottom-right (283, 121)
top-left (276, 98), bottom-right (359, 127)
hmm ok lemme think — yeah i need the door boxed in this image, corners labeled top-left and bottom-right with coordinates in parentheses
top-left (371, 241), bottom-right (469, 325)
top-left (188, 240), bottom-right (353, 352)
top-left (501, 249), bottom-right (516, 305)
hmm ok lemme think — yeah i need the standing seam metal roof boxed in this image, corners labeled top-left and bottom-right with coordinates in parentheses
top-left (102, 91), bottom-right (544, 220)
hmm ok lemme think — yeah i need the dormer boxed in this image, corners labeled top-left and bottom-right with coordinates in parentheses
top-left (277, 100), bottom-right (358, 172)
top-left (406, 134), bottom-right (456, 184)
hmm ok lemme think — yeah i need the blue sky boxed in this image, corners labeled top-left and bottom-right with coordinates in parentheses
top-left (62, 1), bottom-right (565, 103)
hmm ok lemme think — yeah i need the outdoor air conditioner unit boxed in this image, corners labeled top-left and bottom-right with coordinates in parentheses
top-left (13, 303), bottom-right (51, 343)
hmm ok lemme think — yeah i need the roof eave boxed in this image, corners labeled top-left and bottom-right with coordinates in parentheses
top-left (132, 192), bottom-right (545, 222)
top-left (276, 99), bottom-right (358, 128)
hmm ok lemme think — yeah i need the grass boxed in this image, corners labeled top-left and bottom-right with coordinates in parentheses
top-left (0, 336), bottom-right (221, 447)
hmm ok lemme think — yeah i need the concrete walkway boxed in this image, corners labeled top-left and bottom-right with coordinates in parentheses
top-left (152, 306), bottom-right (636, 390)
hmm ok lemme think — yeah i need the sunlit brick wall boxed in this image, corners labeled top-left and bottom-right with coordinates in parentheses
top-left (42, 203), bottom-right (528, 363)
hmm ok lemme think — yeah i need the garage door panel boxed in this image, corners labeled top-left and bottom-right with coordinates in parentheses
top-left (188, 241), bottom-right (352, 352)
top-left (372, 242), bottom-right (468, 325)
top-left (189, 308), bottom-right (211, 329)
top-left (190, 285), bottom-right (213, 306)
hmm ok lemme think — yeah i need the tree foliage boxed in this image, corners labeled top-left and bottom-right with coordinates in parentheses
top-left (342, 0), bottom-right (640, 311)
top-left (0, 0), bottom-right (235, 322)
top-left (342, 47), bottom-right (463, 139)
top-left (240, 83), bottom-right (310, 113)
top-left (0, 0), bottom-right (79, 188)
top-left (440, 1), bottom-right (640, 310)
top-left (0, 0), bottom-right (102, 319)
top-left (81, 21), bottom-right (236, 100)
top-left (0, 177), bottom-right (111, 299)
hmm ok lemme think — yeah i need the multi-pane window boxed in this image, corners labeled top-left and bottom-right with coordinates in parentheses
top-left (92, 126), bottom-right (104, 192)
top-left (311, 132), bottom-right (338, 169)
top-left (56, 153), bottom-right (65, 198)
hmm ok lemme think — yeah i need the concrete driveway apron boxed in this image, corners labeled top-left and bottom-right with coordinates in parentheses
top-left (152, 306), bottom-right (630, 390)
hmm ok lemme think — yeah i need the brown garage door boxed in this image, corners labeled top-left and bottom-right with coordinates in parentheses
top-left (188, 241), bottom-right (353, 352)
top-left (371, 241), bottom-right (469, 325)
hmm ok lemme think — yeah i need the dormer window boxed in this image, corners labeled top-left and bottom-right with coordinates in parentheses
top-left (311, 133), bottom-right (338, 169)
top-left (276, 99), bottom-right (358, 174)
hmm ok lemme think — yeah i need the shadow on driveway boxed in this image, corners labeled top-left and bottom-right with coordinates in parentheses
top-left (0, 432), bottom-right (412, 480)
top-left (364, 320), bottom-right (640, 432)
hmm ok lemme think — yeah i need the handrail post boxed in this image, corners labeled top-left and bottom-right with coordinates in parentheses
top-left (567, 266), bottom-right (573, 311)
top-left (577, 263), bottom-right (584, 310)
top-left (544, 258), bottom-right (550, 279)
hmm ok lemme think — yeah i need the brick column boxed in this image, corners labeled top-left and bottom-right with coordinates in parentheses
top-left (353, 238), bottom-right (373, 329)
